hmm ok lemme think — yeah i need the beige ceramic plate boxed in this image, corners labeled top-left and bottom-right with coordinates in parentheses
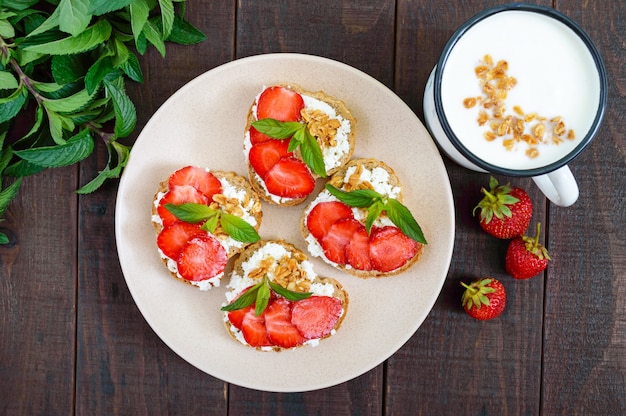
top-left (115, 53), bottom-right (454, 392)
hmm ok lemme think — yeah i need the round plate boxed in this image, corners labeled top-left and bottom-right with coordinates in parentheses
top-left (115, 53), bottom-right (454, 392)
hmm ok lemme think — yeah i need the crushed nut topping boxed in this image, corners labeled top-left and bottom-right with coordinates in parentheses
top-left (463, 54), bottom-right (575, 158)
top-left (247, 253), bottom-right (311, 292)
top-left (301, 108), bottom-right (342, 149)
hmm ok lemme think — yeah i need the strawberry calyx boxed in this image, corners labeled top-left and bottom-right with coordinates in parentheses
top-left (522, 222), bottom-right (551, 261)
top-left (473, 176), bottom-right (520, 223)
top-left (461, 278), bottom-right (497, 310)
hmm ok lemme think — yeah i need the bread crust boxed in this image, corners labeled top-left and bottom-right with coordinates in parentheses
top-left (152, 169), bottom-right (263, 288)
top-left (244, 84), bottom-right (357, 206)
top-left (301, 158), bottom-right (424, 278)
top-left (223, 239), bottom-right (349, 351)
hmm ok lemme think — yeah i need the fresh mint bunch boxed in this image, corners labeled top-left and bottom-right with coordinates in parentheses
top-left (0, 0), bottom-right (206, 243)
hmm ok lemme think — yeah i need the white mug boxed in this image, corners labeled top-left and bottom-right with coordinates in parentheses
top-left (423, 3), bottom-right (607, 207)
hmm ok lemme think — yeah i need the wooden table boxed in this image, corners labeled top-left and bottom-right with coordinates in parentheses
top-left (2, 1), bottom-right (624, 414)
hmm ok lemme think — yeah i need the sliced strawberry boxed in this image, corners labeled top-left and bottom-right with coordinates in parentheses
top-left (249, 126), bottom-right (273, 145)
top-left (176, 235), bottom-right (228, 282)
top-left (369, 226), bottom-right (420, 272)
top-left (225, 288), bottom-right (255, 330)
top-left (248, 139), bottom-right (292, 179)
top-left (157, 221), bottom-right (204, 260)
top-left (168, 166), bottom-right (222, 200)
top-left (291, 296), bottom-right (342, 339)
top-left (240, 307), bottom-right (272, 347)
top-left (256, 86), bottom-right (304, 122)
top-left (345, 225), bottom-right (373, 270)
top-left (320, 218), bottom-right (362, 264)
top-left (306, 201), bottom-right (354, 240)
top-left (264, 298), bottom-right (305, 348)
top-left (157, 185), bottom-right (208, 227)
top-left (264, 157), bottom-right (315, 199)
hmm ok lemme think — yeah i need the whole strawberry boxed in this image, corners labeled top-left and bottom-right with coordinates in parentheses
top-left (461, 277), bottom-right (506, 320)
top-left (473, 176), bottom-right (532, 239)
top-left (505, 223), bottom-right (551, 279)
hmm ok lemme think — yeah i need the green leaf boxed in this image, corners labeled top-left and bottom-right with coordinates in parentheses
top-left (51, 54), bottom-right (86, 84)
top-left (43, 88), bottom-right (94, 113)
top-left (23, 19), bottom-right (112, 55)
top-left (3, 159), bottom-right (46, 177)
top-left (142, 19), bottom-right (166, 57)
top-left (84, 56), bottom-right (114, 94)
top-left (220, 280), bottom-right (263, 312)
top-left (2, 0), bottom-right (40, 11)
top-left (164, 202), bottom-right (216, 223)
top-left (0, 177), bottom-right (21, 217)
top-left (201, 214), bottom-right (219, 233)
top-left (0, 19), bottom-right (15, 38)
top-left (47, 110), bottom-right (66, 144)
top-left (0, 233), bottom-right (9, 245)
top-left (13, 128), bottom-right (93, 168)
top-left (167, 15), bottom-right (206, 45)
top-left (129, 0), bottom-right (150, 42)
top-left (119, 52), bottom-right (143, 83)
top-left (89, 0), bottom-right (134, 16)
top-left (325, 184), bottom-right (379, 208)
top-left (251, 118), bottom-right (301, 139)
top-left (110, 35), bottom-right (129, 68)
top-left (15, 104), bottom-right (44, 144)
top-left (268, 280), bottom-right (312, 301)
top-left (255, 282), bottom-right (271, 316)
top-left (158, 0), bottom-right (175, 39)
top-left (364, 201), bottom-right (384, 234)
top-left (25, 6), bottom-right (60, 37)
top-left (385, 198), bottom-right (427, 244)
top-left (0, 87), bottom-right (27, 124)
top-left (58, 0), bottom-right (92, 36)
top-left (103, 77), bottom-right (136, 138)
top-left (0, 71), bottom-right (19, 90)
top-left (76, 141), bottom-right (129, 193)
top-left (220, 212), bottom-right (260, 243)
top-left (298, 128), bottom-right (326, 177)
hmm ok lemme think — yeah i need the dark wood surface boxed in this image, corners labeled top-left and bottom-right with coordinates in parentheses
top-left (1, 1), bottom-right (624, 415)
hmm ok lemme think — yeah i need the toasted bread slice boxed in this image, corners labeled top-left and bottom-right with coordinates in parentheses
top-left (244, 84), bottom-right (357, 206)
top-left (301, 158), bottom-right (424, 278)
top-left (222, 240), bottom-right (349, 351)
top-left (152, 167), bottom-right (263, 290)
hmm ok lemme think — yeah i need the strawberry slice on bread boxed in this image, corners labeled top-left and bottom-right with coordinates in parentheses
top-left (151, 166), bottom-right (263, 290)
top-left (301, 158), bottom-right (427, 278)
top-left (243, 84), bottom-right (357, 206)
top-left (222, 240), bottom-right (349, 351)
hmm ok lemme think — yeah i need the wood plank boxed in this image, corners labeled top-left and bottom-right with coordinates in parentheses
top-left (542, 1), bottom-right (626, 414)
top-left (74, 1), bottom-right (235, 414)
top-left (0, 166), bottom-right (77, 415)
top-left (226, 0), bottom-right (395, 412)
top-left (388, 1), bottom-right (551, 413)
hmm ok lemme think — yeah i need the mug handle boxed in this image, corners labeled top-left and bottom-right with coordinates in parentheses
top-left (532, 165), bottom-right (579, 207)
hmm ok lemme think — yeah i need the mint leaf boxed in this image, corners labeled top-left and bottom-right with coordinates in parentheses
top-left (23, 19), bottom-right (112, 55)
top-left (164, 202), bottom-right (215, 223)
top-left (364, 201), bottom-right (384, 233)
top-left (51, 54), bottom-right (86, 84)
top-left (43, 88), bottom-right (95, 113)
top-left (26, 6), bottom-right (60, 37)
top-left (142, 19), bottom-right (166, 57)
top-left (0, 177), bottom-right (22, 217)
top-left (0, 87), bottom-right (27, 124)
top-left (255, 282), bottom-right (271, 316)
top-left (220, 212), bottom-right (260, 243)
top-left (385, 198), bottom-right (427, 244)
top-left (158, 0), bottom-right (175, 40)
top-left (85, 56), bottom-right (114, 94)
top-left (0, 19), bottom-right (15, 39)
top-left (268, 280), bottom-right (312, 301)
top-left (167, 15), bottom-right (207, 45)
top-left (119, 52), bottom-right (143, 83)
top-left (297, 128), bottom-right (326, 177)
top-left (220, 281), bottom-right (263, 312)
top-left (251, 118), bottom-right (301, 139)
top-left (103, 77), bottom-right (136, 138)
top-left (325, 184), bottom-right (379, 207)
top-left (14, 128), bottom-right (93, 168)
top-left (0, 71), bottom-right (19, 90)
top-left (129, 0), bottom-right (150, 42)
top-left (58, 0), bottom-right (91, 37)
top-left (89, 0), bottom-right (134, 16)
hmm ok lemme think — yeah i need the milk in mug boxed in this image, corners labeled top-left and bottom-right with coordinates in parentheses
top-left (439, 10), bottom-right (602, 171)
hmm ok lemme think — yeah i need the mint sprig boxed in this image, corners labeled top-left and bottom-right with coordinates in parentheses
top-left (251, 118), bottom-right (326, 178)
top-left (325, 184), bottom-right (427, 244)
top-left (221, 275), bottom-right (312, 316)
top-left (0, 0), bottom-right (206, 243)
top-left (165, 202), bottom-right (260, 243)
